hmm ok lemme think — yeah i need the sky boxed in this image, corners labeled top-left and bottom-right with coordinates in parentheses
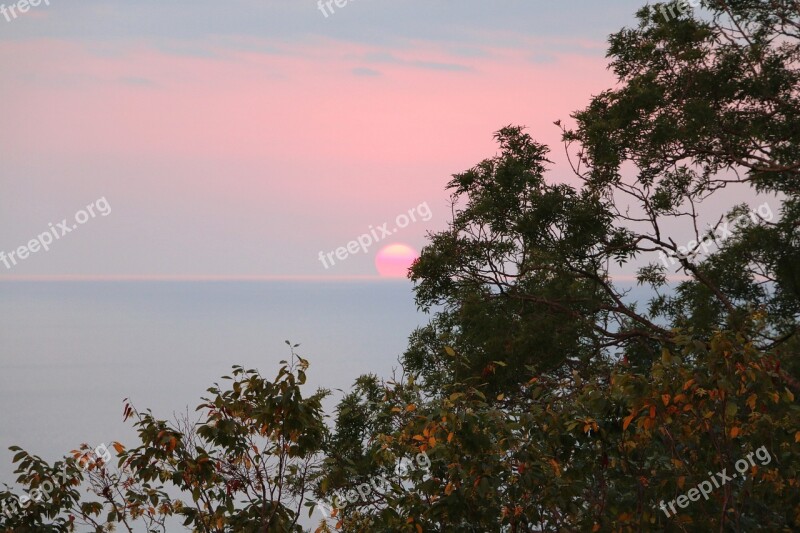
top-left (0, 0), bottom-right (647, 279)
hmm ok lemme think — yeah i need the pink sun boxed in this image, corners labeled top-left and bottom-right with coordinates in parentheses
top-left (374, 243), bottom-right (419, 278)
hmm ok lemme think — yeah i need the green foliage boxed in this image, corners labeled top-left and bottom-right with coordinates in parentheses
top-left (322, 2), bottom-right (800, 531)
top-left (1, 346), bottom-right (329, 532)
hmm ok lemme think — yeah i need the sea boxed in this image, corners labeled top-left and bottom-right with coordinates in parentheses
top-left (0, 280), bottom-right (427, 484)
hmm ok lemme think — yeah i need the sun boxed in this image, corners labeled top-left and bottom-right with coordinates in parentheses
top-left (374, 243), bottom-right (419, 278)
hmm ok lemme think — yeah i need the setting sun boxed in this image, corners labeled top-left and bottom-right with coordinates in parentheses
top-left (374, 243), bottom-right (418, 278)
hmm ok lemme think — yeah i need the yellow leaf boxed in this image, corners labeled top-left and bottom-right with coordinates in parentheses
top-left (406, 404), bottom-right (417, 412)
top-left (746, 394), bottom-right (757, 410)
top-left (497, 394), bottom-right (505, 401)
top-left (112, 442), bottom-right (125, 455)
top-left (444, 346), bottom-right (456, 357)
top-left (795, 431), bottom-right (800, 443)
top-left (428, 436), bottom-right (436, 447)
top-left (661, 394), bottom-right (671, 406)
top-left (444, 482), bottom-right (454, 495)
top-left (730, 426), bottom-right (741, 438)
top-left (447, 432), bottom-right (454, 443)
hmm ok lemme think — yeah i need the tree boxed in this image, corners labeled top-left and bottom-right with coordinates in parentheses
top-left (1, 345), bottom-right (329, 533)
top-left (322, 1), bottom-right (800, 530)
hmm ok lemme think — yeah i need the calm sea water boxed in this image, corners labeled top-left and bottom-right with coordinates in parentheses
top-left (0, 281), bottom-right (427, 483)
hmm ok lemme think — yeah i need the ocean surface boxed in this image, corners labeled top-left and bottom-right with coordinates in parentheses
top-left (0, 280), bottom-right (428, 484)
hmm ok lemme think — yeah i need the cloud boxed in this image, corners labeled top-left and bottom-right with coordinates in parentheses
top-left (363, 51), bottom-right (471, 72)
top-left (528, 53), bottom-right (557, 64)
top-left (352, 67), bottom-right (381, 77)
top-left (119, 76), bottom-right (156, 86)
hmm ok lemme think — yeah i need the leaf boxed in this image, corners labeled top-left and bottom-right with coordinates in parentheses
top-left (623, 414), bottom-right (635, 431)
top-left (795, 431), bottom-right (800, 443)
top-left (447, 432), bottom-right (454, 443)
top-left (444, 346), bottom-right (456, 357)
top-left (549, 458), bottom-right (561, 477)
top-left (406, 404), bottom-right (417, 412)
top-left (730, 426), bottom-right (741, 438)
top-left (746, 394), bottom-right (757, 410)
top-left (661, 394), bottom-right (671, 406)
top-left (112, 442), bottom-right (125, 455)
top-left (725, 403), bottom-right (738, 419)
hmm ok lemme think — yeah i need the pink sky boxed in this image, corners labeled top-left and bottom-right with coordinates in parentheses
top-left (0, 4), bottom-right (626, 278)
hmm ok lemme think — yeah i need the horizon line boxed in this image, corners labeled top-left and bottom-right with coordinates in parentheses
top-left (0, 274), bottom-right (687, 282)
top-left (0, 274), bottom-right (408, 282)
